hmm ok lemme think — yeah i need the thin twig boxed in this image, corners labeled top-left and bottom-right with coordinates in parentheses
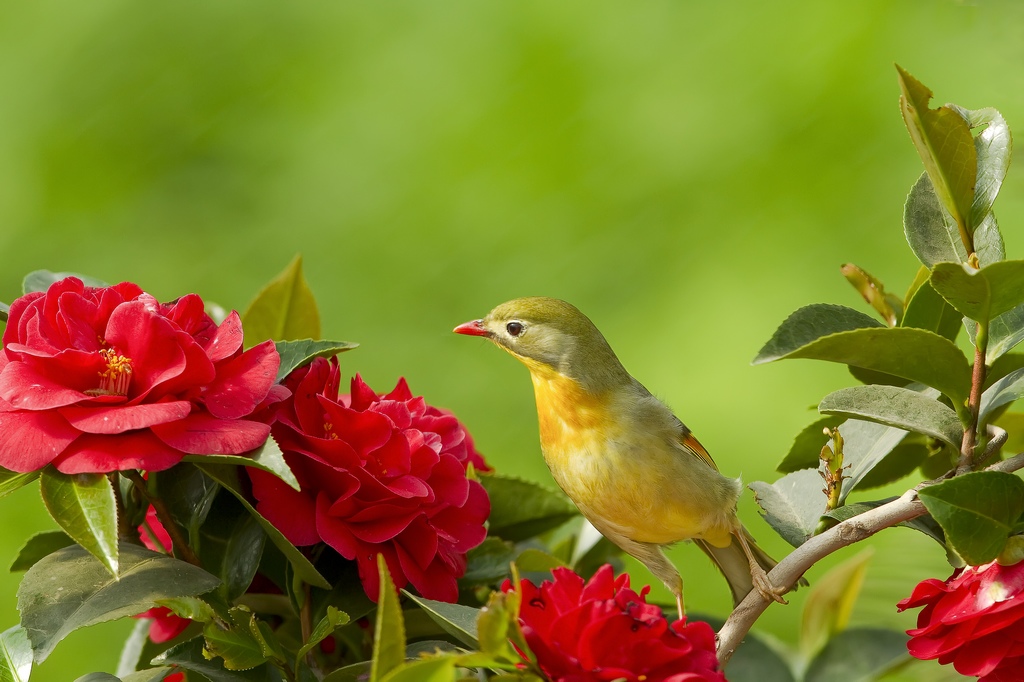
top-left (958, 326), bottom-right (988, 474)
top-left (716, 450), bottom-right (1024, 668)
top-left (122, 470), bottom-right (201, 566)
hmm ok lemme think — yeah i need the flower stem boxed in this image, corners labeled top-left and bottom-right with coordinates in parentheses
top-left (958, 322), bottom-right (989, 474)
top-left (122, 470), bottom-right (201, 567)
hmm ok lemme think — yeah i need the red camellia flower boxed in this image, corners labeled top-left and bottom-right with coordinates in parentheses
top-left (249, 357), bottom-right (490, 602)
top-left (0, 277), bottom-right (279, 473)
top-left (505, 565), bottom-right (726, 682)
top-left (897, 559), bottom-right (1024, 681)
top-left (134, 507), bottom-right (191, 643)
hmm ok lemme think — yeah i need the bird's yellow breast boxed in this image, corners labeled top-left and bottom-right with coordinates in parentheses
top-left (524, 362), bottom-right (734, 547)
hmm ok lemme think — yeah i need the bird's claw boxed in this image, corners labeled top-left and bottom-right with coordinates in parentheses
top-left (752, 568), bottom-right (787, 605)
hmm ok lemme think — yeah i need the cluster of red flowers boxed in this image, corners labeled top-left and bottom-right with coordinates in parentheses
top-left (899, 558), bottom-right (1024, 681)
top-left (250, 357), bottom-right (490, 602)
top-left (507, 565), bottom-right (726, 682)
top-left (0, 278), bottom-right (278, 473)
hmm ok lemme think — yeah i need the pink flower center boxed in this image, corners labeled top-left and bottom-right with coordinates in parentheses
top-left (88, 348), bottom-right (133, 397)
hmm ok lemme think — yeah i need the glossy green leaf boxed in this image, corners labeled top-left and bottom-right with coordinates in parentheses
top-left (985, 303), bottom-right (1024, 361)
top-left (479, 473), bottom-right (578, 541)
top-left (931, 260), bottom-right (1024, 324)
top-left (0, 302), bottom-right (8, 323)
top-left (295, 606), bottom-right (349, 664)
top-left (196, 492), bottom-right (266, 601)
top-left (757, 321), bottom-right (971, 406)
top-left (203, 607), bottom-right (268, 671)
top-left (897, 66), bottom-right (976, 250)
top-left (836, 418), bottom-right (909, 502)
top-left (854, 442), bottom-right (929, 490)
top-left (985, 353), bottom-right (1024, 390)
top-left (476, 590), bottom-right (521, 663)
top-left (776, 416), bottom-right (843, 473)
top-left (18, 543), bottom-right (220, 663)
top-left (901, 275), bottom-right (961, 342)
top-left (462, 538), bottom-right (517, 584)
top-left (0, 626), bottom-right (32, 682)
top-left (903, 173), bottom-right (968, 268)
top-left (195, 463), bottom-right (329, 589)
top-left (0, 469), bottom-right (39, 500)
top-left (274, 339), bottom-right (359, 382)
top-left (950, 104), bottom-right (1011, 234)
top-left (919, 471), bottom-right (1024, 565)
top-left (9, 531), bottom-right (74, 572)
top-left (121, 669), bottom-right (177, 682)
top-left (241, 255), bottom-right (321, 346)
top-left (753, 304), bottom-right (883, 364)
top-left (379, 657), bottom-right (456, 682)
top-left (822, 499), bottom-right (945, 545)
top-left (818, 385), bottom-right (962, 447)
top-left (980, 367), bottom-right (1024, 424)
top-left (372, 556), bottom-right (406, 682)
top-left (74, 674), bottom-right (119, 681)
top-left (805, 628), bottom-right (909, 682)
top-left (153, 637), bottom-right (277, 682)
top-left (39, 468), bottom-right (119, 577)
top-left (22, 270), bottom-right (109, 294)
top-left (749, 469), bottom-right (826, 548)
top-left (155, 596), bottom-right (218, 623)
top-left (401, 592), bottom-right (479, 649)
top-left (151, 464), bottom-right (220, 551)
top-left (800, 549), bottom-right (873, 659)
top-left (514, 548), bottom-right (568, 572)
top-left (183, 436), bottom-right (298, 491)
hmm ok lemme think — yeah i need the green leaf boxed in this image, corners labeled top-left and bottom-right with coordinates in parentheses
top-left (0, 301), bottom-right (8, 323)
top-left (980, 367), bottom-right (1024, 424)
top-left (203, 607), bottom-right (268, 671)
top-left (121, 669), bottom-right (177, 682)
top-left (822, 499), bottom-right (945, 545)
top-left (840, 264), bottom-right (902, 326)
top-left (241, 255), bottom-right (321, 346)
top-left (0, 626), bottom-right (32, 682)
top-left (835, 419), bottom-right (909, 502)
top-left (985, 353), bottom-right (1024, 391)
top-left (901, 274), bottom-right (961, 342)
top-left (22, 270), bottom-right (109, 294)
top-left (0, 469), bottom-right (39, 500)
top-left (9, 531), bottom-right (74, 572)
top-left (749, 469), bottom-right (826, 548)
top-left (155, 596), bottom-right (218, 623)
top-left (903, 173), bottom-right (968, 268)
top-left (196, 492), bottom-right (267, 601)
top-left (985, 303), bottom-right (1024, 361)
top-left (151, 464), bottom-right (220, 552)
top-left (401, 592), bottom-right (479, 649)
top-left (800, 549), bottom-right (873, 659)
top-left (777, 416), bottom-right (843, 473)
top-left (756, 323), bottom-right (971, 406)
top-left (804, 628), bottom-right (909, 682)
top-left (462, 538), bottom-right (517, 584)
top-left (371, 556), bottom-right (406, 682)
top-left (74, 674), bottom-right (119, 681)
top-left (479, 473), bottom-right (578, 541)
top-left (195, 463), bottom-right (330, 589)
top-left (379, 657), bottom-right (457, 682)
top-left (853, 442), bottom-right (929, 490)
top-left (295, 606), bottom-right (349, 664)
top-left (931, 260), bottom-right (1024, 324)
top-left (514, 549), bottom-right (567, 573)
top-left (949, 104), bottom-right (1011, 236)
top-left (153, 637), bottom-right (277, 682)
top-left (39, 467), bottom-right (119, 577)
top-left (753, 304), bottom-right (883, 364)
top-left (183, 436), bottom-right (298, 491)
top-left (818, 385), bottom-right (962, 448)
top-left (18, 543), bottom-right (220, 663)
top-left (274, 339), bottom-right (359, 382)
top-left (918, 471), bottom-right (1024, 565)
top-left (897, 66), bottom-right (976, 251)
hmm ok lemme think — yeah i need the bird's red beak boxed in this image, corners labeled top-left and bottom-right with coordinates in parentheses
top-left (453, 319), bottom-right (489, 337)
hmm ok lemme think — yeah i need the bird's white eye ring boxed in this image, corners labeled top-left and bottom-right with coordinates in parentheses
top-left (506, 321), bottom-right (524, 337)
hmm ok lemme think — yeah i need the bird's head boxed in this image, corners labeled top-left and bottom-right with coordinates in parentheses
top-left (454, 297), bottom-right (628, 391)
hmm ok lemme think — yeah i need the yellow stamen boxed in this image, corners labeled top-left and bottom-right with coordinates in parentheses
top-left (87, 348), bottom-right (133, 397)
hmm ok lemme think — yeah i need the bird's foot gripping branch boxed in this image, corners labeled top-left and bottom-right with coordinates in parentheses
top-left (4, 66), bottom-right (1024, 682)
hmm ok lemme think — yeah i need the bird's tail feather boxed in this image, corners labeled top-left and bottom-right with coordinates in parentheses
top-left (695, 526), bottom-right (807, 606)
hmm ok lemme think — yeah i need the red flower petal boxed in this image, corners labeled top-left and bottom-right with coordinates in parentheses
top-left (54, 431), bottom-right (184, 473)
top-left (104, 301), bottom-right (190, 398)
top-left (250, 468), bottom-right (320, 546)
top-left (204, 340), bottom-right (279, 420)
top-left (0, 410), bottom-right (79, 471)
top-left (59, 401), bottom-right (192, 434)
top-left (151, 412), bottom-right (270, 455)
top-left (0, 353), bottom-right (99, 409)
top-left (203, 310), bottom-right (244, 363)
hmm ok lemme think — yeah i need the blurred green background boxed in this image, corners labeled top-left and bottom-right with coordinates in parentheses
top-left (2, 1), bottom-right (1024, 678)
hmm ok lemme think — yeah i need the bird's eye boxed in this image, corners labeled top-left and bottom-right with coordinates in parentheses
top-left (506, 321), bottom-right (524, 337)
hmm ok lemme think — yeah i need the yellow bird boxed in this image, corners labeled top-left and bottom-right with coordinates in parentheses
top-left (455, 296), bottom-right (800, 618)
